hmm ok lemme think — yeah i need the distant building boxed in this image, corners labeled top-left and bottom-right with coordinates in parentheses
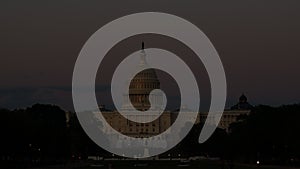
top-left (96, 43), bottom-right (253, 139)
top-left (231, 93), bottom-right (253, 110)
top-left (101, 43), bottom-right (172, 140)
top-left (199, 94), bottom-right (253, 132)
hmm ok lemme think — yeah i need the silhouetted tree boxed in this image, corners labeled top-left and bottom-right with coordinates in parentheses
top-left (229, 104), bottom-right (300, 165)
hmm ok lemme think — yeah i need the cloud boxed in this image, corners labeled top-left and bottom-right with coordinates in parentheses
top-left (0, 85), bottom-right (110, 110)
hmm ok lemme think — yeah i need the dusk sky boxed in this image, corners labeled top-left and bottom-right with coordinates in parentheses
top-left (1, 0), bottom-right (300, 111)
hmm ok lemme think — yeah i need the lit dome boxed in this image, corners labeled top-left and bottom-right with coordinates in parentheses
top-left (122, 43), bottom-right (163, 111)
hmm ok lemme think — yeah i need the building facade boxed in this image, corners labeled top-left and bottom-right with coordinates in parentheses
top-left (98, 43), bottom-right (253, 138)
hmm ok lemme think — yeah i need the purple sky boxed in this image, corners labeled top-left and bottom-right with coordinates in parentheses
top-left (0, 0), bottom-right (300, 111)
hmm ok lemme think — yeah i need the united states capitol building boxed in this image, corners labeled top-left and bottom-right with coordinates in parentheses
top-left (99, 43), bottom-right (253, 139)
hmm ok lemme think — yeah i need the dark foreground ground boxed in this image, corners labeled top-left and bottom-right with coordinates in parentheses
top-left (29, 160), bottom-right (300, 169)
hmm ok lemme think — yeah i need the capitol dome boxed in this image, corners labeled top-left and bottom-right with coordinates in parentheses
top-left (122, 43), bottom-right (163, 111)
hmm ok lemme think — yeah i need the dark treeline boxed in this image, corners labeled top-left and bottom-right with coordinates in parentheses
top-left (169, 104), bottom-right (300, 167)
top-left (1, 103), bottom-right (300, 167)
top-left (0, 104), bottom-right (105, 168)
